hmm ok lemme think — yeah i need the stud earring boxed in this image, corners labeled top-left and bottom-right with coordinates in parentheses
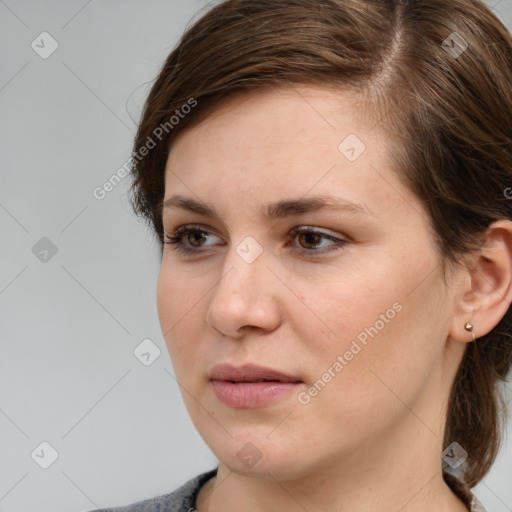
top-left (464, 321), bottom-right (476, 342)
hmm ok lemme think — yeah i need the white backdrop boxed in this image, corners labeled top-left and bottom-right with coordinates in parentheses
top-left (1, 1), bottom-right (511, 511)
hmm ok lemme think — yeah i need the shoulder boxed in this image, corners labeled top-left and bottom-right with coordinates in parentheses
top-left (86, 468), bottom-right (218, 512)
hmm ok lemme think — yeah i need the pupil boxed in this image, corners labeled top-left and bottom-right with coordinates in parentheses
top-left (190, 232), bottom-right (205, 246)
top-left (301, 233), bottom-right (319, 248)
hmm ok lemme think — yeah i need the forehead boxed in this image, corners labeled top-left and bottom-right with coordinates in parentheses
top-left (163, 85), bottom-right (412, 222)
top-left (169, 85), bottom-right (371, 153)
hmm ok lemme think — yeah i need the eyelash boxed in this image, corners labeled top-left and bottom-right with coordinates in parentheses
top-left (163, 224), bottom-right (350, 257)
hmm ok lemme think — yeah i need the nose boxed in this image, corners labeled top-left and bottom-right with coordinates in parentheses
top-left (205, 242), bottom-right (282, 339)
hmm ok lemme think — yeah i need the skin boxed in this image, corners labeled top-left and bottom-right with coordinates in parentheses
top-left (157, 85), bottom-right (512, 512)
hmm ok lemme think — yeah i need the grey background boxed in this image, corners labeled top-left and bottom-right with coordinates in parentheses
top-left (1, 1), bottom-right (511, 511)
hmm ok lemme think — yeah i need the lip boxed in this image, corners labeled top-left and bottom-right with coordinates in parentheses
top-left (209, 363), bottom-right (302, 409)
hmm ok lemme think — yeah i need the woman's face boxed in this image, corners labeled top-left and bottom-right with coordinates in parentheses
top-left (157, 85), bottom-right (464, 479)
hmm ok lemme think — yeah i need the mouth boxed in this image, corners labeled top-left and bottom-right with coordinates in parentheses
top-left (209, 363), bottom-right (303, 408)
top-left (209, 363), bottom-right (302, 383)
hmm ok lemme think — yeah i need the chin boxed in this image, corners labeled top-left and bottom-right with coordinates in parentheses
top-left (205, 429), bottom-right (315, 481)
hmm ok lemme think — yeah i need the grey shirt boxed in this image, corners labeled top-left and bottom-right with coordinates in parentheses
top-left (87, 468), bottom-right (488, 512)
top-left (87, 469), bottom-right (217, 512)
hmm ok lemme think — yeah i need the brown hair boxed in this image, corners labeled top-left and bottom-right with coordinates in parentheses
top-left (129, 0), bottom-right (512, 493)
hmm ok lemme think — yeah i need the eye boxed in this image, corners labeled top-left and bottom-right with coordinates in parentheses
top-left (163, 224), bottom-right (350, 256)
top-left (288, 226), bottom-right (349, 255)
top-left (163, 224), bottom-right (222, 255)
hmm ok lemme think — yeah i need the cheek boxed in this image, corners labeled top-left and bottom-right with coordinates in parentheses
top-left (157, 262), bottom-right (207, 327)
top-left (296, 252), bottom-right (442, 391)
top-left (157, 266), bottom-right (194, 355)
top-left (156, 264), bottom-right (213, 380)
top-left (294, 261), bottom-right (403, 351)
top-left (156, 268), bottom-right (174, 337)
top-left (300, 279), bottom-right (445, 443)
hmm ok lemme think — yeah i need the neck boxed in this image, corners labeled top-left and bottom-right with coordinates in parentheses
top-left (198, 464), bottom-right (468, 512)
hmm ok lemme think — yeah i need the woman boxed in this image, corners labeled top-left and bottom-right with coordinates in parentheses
top-left (90, 0), bottom-right (512, 510)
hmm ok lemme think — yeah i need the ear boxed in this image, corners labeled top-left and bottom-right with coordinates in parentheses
top-left (450, 219), bottom-right (512, 343)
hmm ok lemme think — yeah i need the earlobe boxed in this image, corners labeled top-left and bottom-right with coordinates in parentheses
top-left (450, 303), bottom-right (478, 344)
top-left (463, 321), bottom-right (476, 343)
top-left (449, 220), bottom-right (512, 344)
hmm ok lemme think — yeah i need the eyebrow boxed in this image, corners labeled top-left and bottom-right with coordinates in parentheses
top-left (162, 194), bottom-right (376, 219)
